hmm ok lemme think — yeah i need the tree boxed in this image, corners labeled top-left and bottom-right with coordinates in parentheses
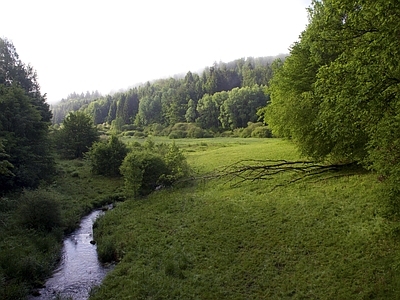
top-left (0, 38), bottom-right (54, 192)
top-left (196, 93), bottom-right (226, 129)
top-left (185, 99), bottom-right (197, 123)
top-left (55, 111), bottom-right (99, 159)
top-left (220, 86), bottom-right (268, 129)
top-left (263, 0), bottom-right (400, 183)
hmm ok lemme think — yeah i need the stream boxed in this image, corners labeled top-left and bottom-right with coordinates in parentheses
top-left (30, 209), bottom-right (113, 300)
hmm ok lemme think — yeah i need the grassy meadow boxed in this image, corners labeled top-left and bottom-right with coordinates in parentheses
top-left (90, 138), bottom-right (400, 299)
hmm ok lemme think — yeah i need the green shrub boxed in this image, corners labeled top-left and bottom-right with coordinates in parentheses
top-left (123, 131), bottom-right (135, 136)
top-left (120, 151), bottom-right (169, 197)
top-left (97, 236), bottom-right (119, 263)
top-left (121, 124), bottom-right (137, 131)
top-left (161, 142), bottom-right (190, 185)
top-left (251, 126), bottom-right (272, 138)
top-left (169, 130), bottom-right (186, 139)
top-left (134, 131), bottom-right (147, 138)
top-left (18, 189), bottom-right (62, 232)
top-left (87, 135), bottom-right (128, 177)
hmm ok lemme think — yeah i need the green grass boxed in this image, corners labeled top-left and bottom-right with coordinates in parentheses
top-left (0, 158), bottom-right (124, 298)
top-left (90, 138), bottom-right (400, 299)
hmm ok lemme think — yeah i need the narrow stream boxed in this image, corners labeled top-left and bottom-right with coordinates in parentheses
top-left (31, 209), bottom-right (113, 300)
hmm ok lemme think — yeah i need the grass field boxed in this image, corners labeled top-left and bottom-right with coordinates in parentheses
top-left (90, 138), bottom-right (400, 299)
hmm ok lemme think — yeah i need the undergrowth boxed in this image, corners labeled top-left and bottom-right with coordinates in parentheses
top-left (0, 158), bottom-right (123, 299)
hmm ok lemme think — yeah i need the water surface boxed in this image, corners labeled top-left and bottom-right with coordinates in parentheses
top-left (32, 210), bottom-right (112, 300)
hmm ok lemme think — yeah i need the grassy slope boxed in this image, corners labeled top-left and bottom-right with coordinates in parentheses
top-left (91, 138), bottom-right (400, 299)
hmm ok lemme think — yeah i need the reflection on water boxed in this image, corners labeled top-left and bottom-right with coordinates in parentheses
top-left (31, 210), bottom-right (113, 300)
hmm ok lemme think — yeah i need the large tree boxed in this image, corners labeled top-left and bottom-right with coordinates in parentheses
top-left (0, 38), bottom-right (54, 192)
top-left (264, 0), bottom-right (400, 179)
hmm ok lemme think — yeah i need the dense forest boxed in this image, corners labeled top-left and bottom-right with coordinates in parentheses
top-left (51, 55), bottom-right (286, 133)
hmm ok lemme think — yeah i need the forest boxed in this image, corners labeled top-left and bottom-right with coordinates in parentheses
top-left (1, 0), bottom-right (400, 298)
top-left (50, 55), bottom-right (285, 135)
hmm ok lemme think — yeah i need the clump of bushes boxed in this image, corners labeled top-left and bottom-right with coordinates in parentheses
top-left (233, 122), bottom-right (272, 138)
top-left (120, 140), bottom-right (190, 197)
top-left (87, 135), bottom-right (128, 177)
top-left (164, 123), bottom-right (213, 139)
top-left (18, 189), bottom-right (62, 232)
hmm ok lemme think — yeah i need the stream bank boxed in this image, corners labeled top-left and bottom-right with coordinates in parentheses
top-left (30, 209), bottom-right (113, 300)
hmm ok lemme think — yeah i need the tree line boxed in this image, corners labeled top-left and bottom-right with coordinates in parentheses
top-left (51, 56), bottom-right (285, 131)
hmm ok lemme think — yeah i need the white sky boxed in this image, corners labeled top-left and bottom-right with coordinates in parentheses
top-left (1, 0), bottom-right (312, 103)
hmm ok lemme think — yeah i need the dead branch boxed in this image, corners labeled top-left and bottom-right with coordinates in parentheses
top-left (196, 159), bottom-right (357, 190)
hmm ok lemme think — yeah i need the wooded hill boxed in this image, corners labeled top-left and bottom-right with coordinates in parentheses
top-left (51, 55), bottom-right (286, 132)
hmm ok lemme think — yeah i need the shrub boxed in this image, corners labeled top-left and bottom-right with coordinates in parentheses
top-left (123, 131), bottom-right (136, 136)
top-left (18, 189), bottom-right (62, 232)
top-left (87, 135), bottom-right (128, 177)
top-left (120, 151), bottom-right (169, 197)
top-left (134, 131), bottom-right (147, 138)
top-left (161, 142), bottom-right (190, 185)
top-left (251, 126), bottom-right (272, 138)
top-left (169, 130), bottom-right (186, 139)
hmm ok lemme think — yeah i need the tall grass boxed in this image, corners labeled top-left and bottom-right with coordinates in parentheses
top-left (0, 158), bottom-right (124, 298)
top-left (91, 139), bottom-right (400, 299)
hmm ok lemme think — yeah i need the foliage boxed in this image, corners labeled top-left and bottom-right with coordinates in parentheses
top-left (87, 135), bottom-right (128, 177)
top-left (51, 56), bottom-right (285, 132)
top-left (233, 122), bottom-right (272, 138)
top-left (120, 140), bottom-right (189, 197)
top-left (120, 151), bottom-right (168, 197)
top-left (263, 0), bottom-right (400, 184)
top-left (219, 85), bottom-right (269, 129)
top-left (55, 111), bottom-right (99, 159)
top-left (161, 142), bottom-right (190, 185)
top-left (0, 38), bottom-right (55, 193)
top-left (17, 189), bottom-right (62, 232)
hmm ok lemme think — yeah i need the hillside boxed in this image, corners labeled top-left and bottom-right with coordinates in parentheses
top-left (51, 55), bottom-right (286, 132)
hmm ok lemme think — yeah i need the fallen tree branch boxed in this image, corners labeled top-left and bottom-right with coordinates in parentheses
top-left (195, 159), bottom-right (358, 191)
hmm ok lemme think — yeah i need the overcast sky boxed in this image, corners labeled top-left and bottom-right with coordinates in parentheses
top-left (1, 0), bottom-right (312, 103)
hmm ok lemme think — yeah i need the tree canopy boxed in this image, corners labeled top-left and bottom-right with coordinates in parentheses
top-left (0, 38), bottom-right (54, 192)
top-left (55, 111), bottom-right (99, 159)
top-left (263, 0), bottom-right (400, 183)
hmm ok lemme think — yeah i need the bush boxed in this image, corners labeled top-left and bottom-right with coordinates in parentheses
top-left (168, 130), bottom-right (186, 139)
top-left (123, 131), bottom-right (136, 136)
top-left (251, 126), bottom-right (272, 138)
top-left (87, 135), bottom-right (128, 177)
top-left (120, 142), bottom-right (190, 197)
top-left (161, 142), bottom-right (190, 185)
top-left (232, 122), bottom-right (272, 138)
top-left (134, 131), bottom-right (147, 138)
top-left (120, 151), bottom-right (169, 197)
top-left (18, 189), bottom-right (62, 232)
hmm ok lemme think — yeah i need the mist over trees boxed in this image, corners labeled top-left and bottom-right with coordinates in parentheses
top-left (50, 56), bottom-right (285, 132)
